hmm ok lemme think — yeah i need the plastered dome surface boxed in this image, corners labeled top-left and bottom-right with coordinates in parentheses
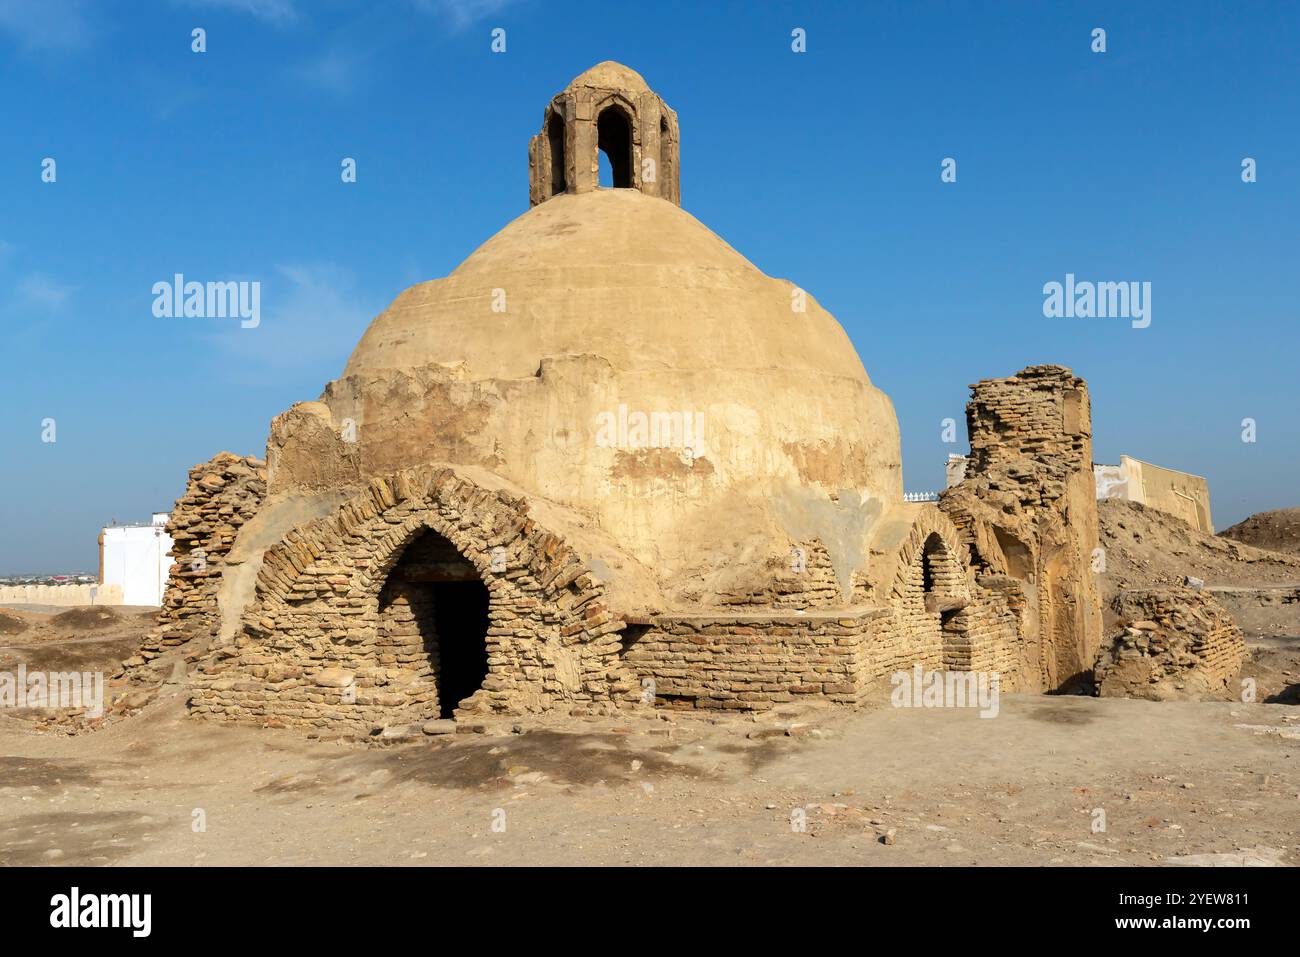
top-left (267, 77), bottom-right (904, 609)
top-left (346, 189), bottom-right (880, 385)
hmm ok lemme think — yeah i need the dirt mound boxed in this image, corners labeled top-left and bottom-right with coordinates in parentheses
top-left (0, 611), bottom-right (29, 636)
top-left (1098, 499), bottom-right (1300, 602)
top-left (1219, 507), bottom-right (1300, 557)
top-left (50, 607), bottom-right (121, 631)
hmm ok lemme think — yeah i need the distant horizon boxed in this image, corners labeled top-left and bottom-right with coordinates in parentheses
top-left (3, 0), bottom-right (1297, 574)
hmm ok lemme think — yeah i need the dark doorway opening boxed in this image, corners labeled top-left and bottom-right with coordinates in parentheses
top-left (383, 529), bottom-right (490, 718)
top-left (596, 105), bottom-right (633, 188)
top-left (429, 580), bottom-right (489, 717)
top-left (618, 622), bottom-right (650, 655)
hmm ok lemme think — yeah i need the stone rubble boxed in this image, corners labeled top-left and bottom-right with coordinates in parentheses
top-left (1094, 586), bottom-right (1246, 700)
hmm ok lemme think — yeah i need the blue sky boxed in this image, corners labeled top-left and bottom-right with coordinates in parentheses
top-left (1, 0), bottom-right (1297, 574)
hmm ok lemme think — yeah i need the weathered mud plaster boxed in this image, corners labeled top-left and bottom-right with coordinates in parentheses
top-left (133, 63), bottom-right (1098, 725)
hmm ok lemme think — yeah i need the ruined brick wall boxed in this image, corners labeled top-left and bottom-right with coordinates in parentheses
top-left (941, 365), bottom-right (1102, 691)
top-left (935, 600), bottom-right (1022, 677)
top-left (191, 467), bottom-right (637, 730)
top-left (123, 452), bottom-right (266, 676)
top-left (622, 592), bottom-right (1023, 712)
top-left (1095, 587), bottom-right (1246, 700)
top-left (620, 511), bottom-right (1024, 711)
top-left (858, 506), bottom-right (1025, 689)
top-left (870, 533), bottom-right (1023, 686)
top-left (172, 460), bottom-right (1038, 726)
top-left (965, 365), bottom-right (1092, 483)
top-left (574, 501), bottom-right (1025, 714)
top-left (716, 540), bottom-right (844, 609)
top-left (622, 610), bottom-right (881, 710)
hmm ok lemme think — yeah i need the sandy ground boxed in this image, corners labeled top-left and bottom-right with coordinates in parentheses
top-left (2, 680), bottom-right (1297, 867)
top-left (3, 516), bottom-right (1298, 870)
top-left (0, 606), bottom-right (153, 678)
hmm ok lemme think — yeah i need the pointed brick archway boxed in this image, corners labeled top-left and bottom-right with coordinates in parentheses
top-left (191, 467), bottom-right (637, 730)
top-left (884, 509), bottom-right (978, 672)
top-left (876, 507), bottom-right (1022, 679)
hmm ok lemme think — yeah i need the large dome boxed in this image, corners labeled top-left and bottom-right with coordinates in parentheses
top-left (346, 189), bottom-right (874, 385)
top-left (266, 67), bottom-right (904, 606)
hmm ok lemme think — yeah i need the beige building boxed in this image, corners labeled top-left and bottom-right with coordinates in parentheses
top-left (1094, 455), bottom-right (1213, 532)
top-left (125, 63), bottom-right (1105, 729)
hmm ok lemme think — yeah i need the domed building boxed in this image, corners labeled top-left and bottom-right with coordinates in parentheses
top-left (162, 63), bottom-right (1100, 729)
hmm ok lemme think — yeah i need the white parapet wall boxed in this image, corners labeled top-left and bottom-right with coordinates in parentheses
top-left (101, 515), bottom-right (173, 607)
top-left (0, 583), bottom-right (124, 606)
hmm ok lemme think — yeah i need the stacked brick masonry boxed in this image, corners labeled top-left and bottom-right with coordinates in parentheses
top-left (622, 595), bottom-right (1022, 712)
top-left (190, 467), bottom-right (638, 731)
top-left (873, 506), bottom-right (1025, 686)
top-left (1096, 586), bottom-right (1247, 699)
top-left (964, 364), bottom-right (1092, 507)
top-left (941, 365), bottom-right (1102, 690)
top-left (178, 466), bottom-right (1028, 725)
top-left (122, 453), bottom-right (266, 675)
top-left (717, 539), bottom-right (843, 609)
top-left (623, 610), bottom-right (885, 710)
top-left (622, 515), bottom-right (1024, 710)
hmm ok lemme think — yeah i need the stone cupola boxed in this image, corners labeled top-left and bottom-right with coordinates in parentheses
top-left (528, 61), bottom-right (680, 206)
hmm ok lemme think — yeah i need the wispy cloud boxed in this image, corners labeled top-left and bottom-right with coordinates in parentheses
top-left (16, 273), bottom-right (74, 312)
top-left (204, 263), bottom-right (378, 381)
top-left (411, 0), bottom-right (519, 33)
top-left (0, 0), bottom-right (94, 53)
top-left (175, 0), bottom-right (299, 24)
top-left (290, 48), bottom-right (365, 97)
top-left (0, 271), bottom-right (74, 345)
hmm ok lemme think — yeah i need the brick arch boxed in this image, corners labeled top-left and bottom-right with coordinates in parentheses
top-left (591, 90), bottom-right (638, 121)
top-left (192, 466), bottom-right (637, 730)
top-left (357, 505), bottom-right (499, 606)
top-left (888, 508), bottom-right (973, 602)
top-left (882, 508), bottom-right (977, 669)
top-left (918, 533), bottom-right (966, 600)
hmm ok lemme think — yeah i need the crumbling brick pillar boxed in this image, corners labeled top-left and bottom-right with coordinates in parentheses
top-left (121, 452), bottom-right (267, 680)
top-left (941, 365), bottom-right (1103, 690)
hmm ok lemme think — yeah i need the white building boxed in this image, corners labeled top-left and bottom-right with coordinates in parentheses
top-left (945, 453), bottom-right (968, 488)
top-left (99, 512), bottom-right (173, 606)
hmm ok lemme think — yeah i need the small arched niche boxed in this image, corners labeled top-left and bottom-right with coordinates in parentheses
top-left (596, 104), bottom-right (633, 188)
top-left (919, 532), bottom-right (973, 670)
